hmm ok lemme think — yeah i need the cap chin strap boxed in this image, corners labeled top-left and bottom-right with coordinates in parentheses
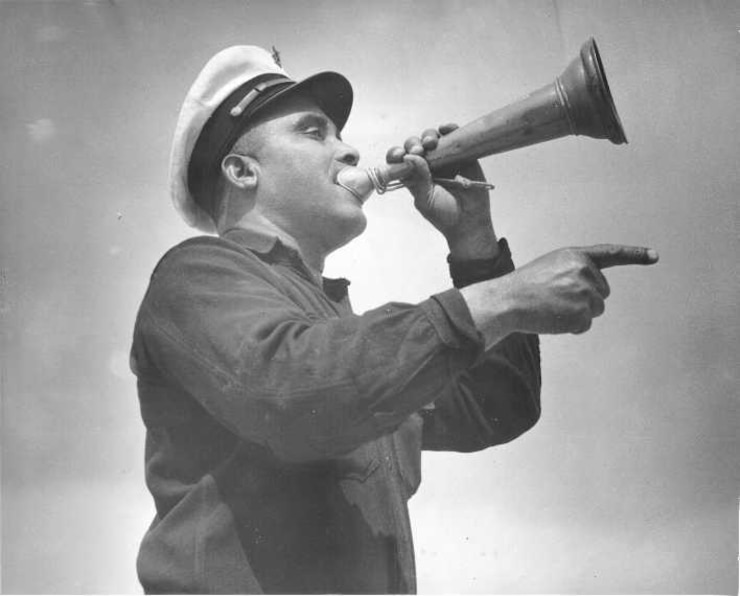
top-left (230, 78), bottom-right (292, 118)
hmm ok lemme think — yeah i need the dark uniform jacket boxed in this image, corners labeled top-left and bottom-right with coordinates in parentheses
top-left (131, 224), bottom-right (541, 594)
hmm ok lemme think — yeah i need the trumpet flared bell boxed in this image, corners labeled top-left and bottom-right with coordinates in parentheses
top-left (423, 36), bottom-right (627, 171)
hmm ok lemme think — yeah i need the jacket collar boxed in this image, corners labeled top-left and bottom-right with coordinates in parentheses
top-left (222, 223), bottom-right (285, 258)
top-left (220, 224), bottom-right (350, 302)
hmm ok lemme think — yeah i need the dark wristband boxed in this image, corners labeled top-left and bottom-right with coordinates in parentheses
top-left (447, 238), bottom-right (515, 288)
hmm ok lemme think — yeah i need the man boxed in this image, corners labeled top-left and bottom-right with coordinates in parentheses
top-left (131, 46), bottom-right (657, 594)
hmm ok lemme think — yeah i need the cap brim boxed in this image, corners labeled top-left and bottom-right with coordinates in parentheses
top-left (249, 71), bottom-right (353, 132)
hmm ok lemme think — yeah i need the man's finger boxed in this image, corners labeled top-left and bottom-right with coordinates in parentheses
top-left (386, 146), bottom-right (406, 163)
top-left (421, 128), bottom-right (439, 150)
top-left (583, 262), bottom-right (611, 298)
top-left (439, 122), bottom-right (459, 135)
top-left (400, 153), bottom-right (432, 180)
top-left (581, 244), bottom-right (659, 269)
top-left (404, 136), bottom-right (424, 156)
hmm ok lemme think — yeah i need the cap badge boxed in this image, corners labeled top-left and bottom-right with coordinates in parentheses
top-left (271, 45), bottom-right (282, 68)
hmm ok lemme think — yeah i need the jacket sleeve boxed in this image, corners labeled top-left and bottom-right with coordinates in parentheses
top-left (420, 332), bottom-right (541, 451)
top-left (420, 240), bottom-right (542, 451)
top-left (132, 237), bottom-right (487, 463)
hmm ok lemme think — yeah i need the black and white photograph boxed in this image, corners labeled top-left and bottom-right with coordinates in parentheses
top-left (1, 1), bottom-right (738, 593)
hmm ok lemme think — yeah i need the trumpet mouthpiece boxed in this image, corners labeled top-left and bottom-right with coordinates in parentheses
top-left (336, 167), bottom-right (375, 203)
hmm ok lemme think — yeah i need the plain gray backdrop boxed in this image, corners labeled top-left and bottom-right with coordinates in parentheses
top-left (1, 0), bottom-right (738, 593)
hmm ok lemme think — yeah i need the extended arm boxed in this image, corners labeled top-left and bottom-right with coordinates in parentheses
top-left (388, 126), bottom-right (657, 450)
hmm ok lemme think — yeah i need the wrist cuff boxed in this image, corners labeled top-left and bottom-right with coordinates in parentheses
top-left (447, 238), bottom-right (514, 288)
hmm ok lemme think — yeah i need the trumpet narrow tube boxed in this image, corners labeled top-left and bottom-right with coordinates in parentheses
top-left (340, 82), bottom-right (573, 200)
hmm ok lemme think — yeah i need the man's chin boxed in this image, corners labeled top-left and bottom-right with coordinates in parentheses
top-left (328, 211), bottom-right (367, 252)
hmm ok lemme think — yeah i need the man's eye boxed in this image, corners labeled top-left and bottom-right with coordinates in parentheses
top-left (304, 127), bottom-right (325, 139)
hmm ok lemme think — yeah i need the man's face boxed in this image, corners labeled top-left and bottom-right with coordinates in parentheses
top-left (241, 92), bottom-right (366, 255)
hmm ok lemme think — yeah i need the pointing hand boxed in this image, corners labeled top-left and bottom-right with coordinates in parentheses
top-left (500, 245), bottom-right (659, 335)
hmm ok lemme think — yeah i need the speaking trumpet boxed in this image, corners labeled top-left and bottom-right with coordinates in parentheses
top-left (337, 37), bottom-right (627, 201)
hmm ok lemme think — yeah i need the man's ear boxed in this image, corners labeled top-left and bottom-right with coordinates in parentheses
top-left (221, 153), bottom-right (259, 190)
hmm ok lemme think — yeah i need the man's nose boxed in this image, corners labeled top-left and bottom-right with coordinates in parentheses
top-left (336, 142), bottom-right (360, 167)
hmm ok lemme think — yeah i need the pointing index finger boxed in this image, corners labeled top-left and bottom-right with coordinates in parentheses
top-left (581, 244), bottom-right (660, 269)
